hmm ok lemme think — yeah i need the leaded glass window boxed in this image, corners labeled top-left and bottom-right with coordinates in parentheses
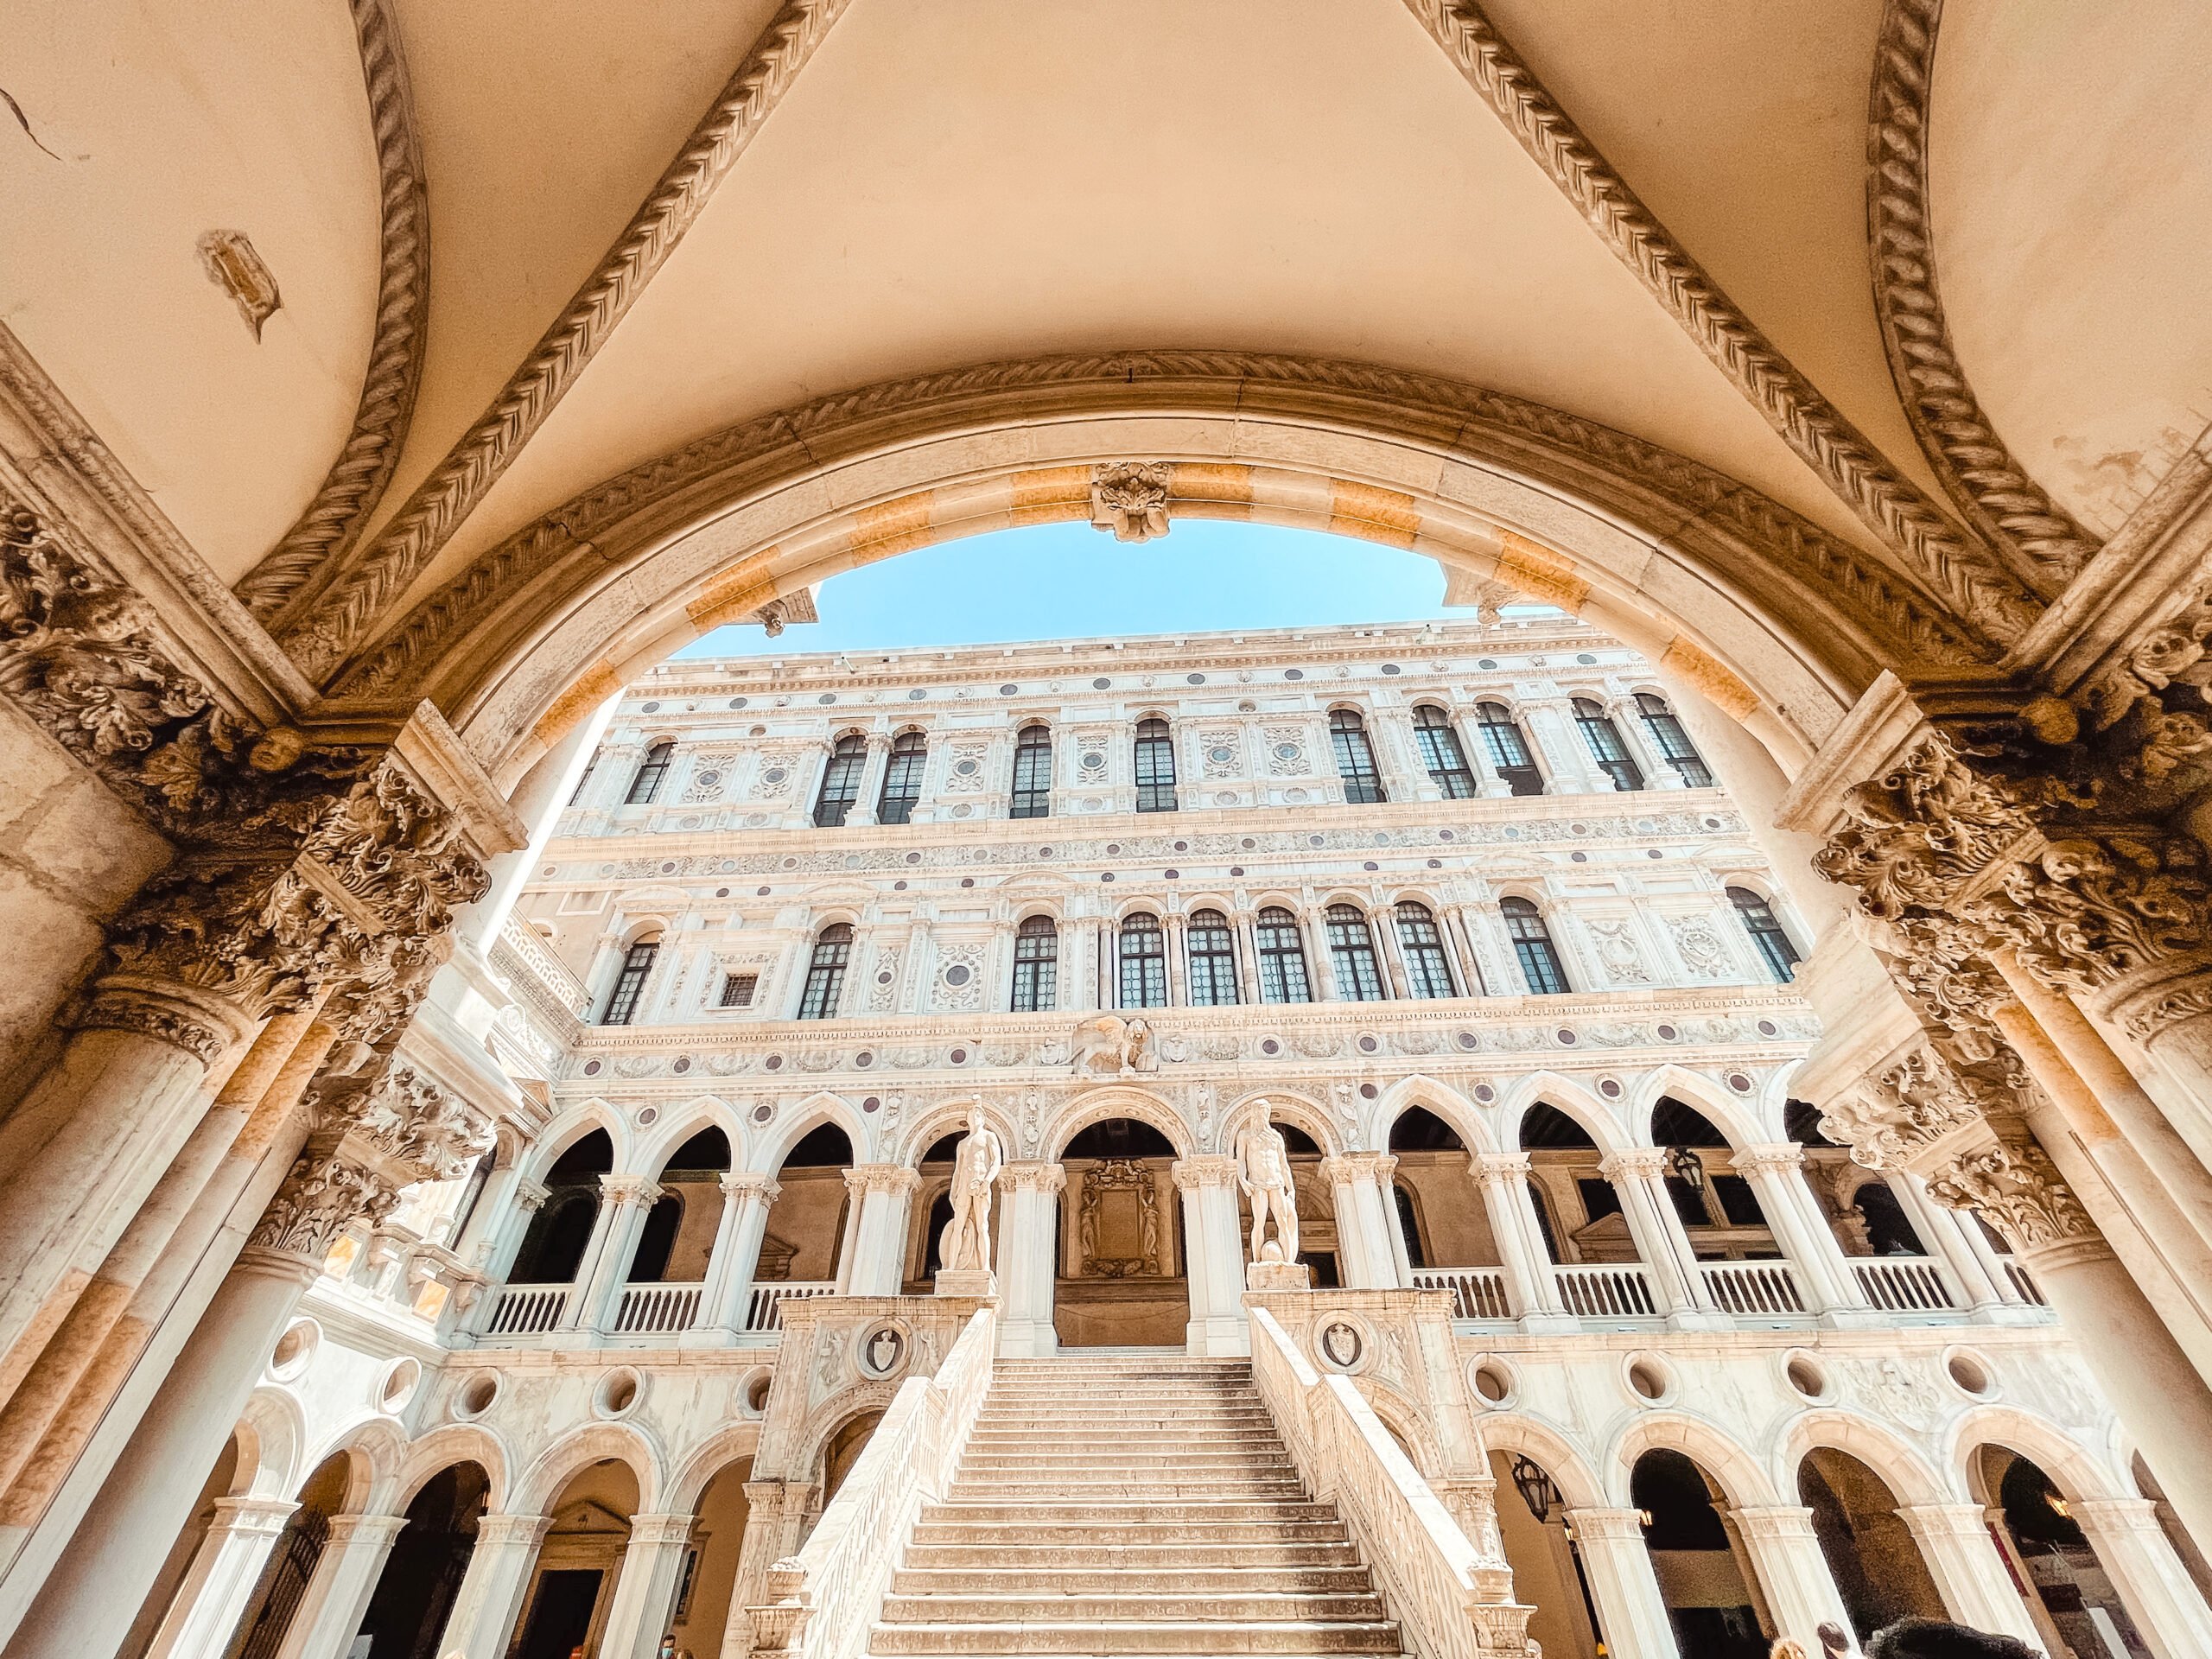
top-left (798, 924), bottom-right (854, 1019)
top-left (1502, 898), bottom-right (1569, 995)
top-left (813, 734), bottom-right (866, 827)
top-left (1330, 709), bottom-right (1385, 804)
top-left (876, 731), bottom-right (925, 825)
top-left (1135, 718), bottom-right (1177, 813)
top-left (1476, 703), bottom-right (1543, 795)
top-left (1325, 904), bottom-right (1386, 1001)
top-left (1010, 723), bottom-right (1052, 818)
top-left (1395, 901), bottom-right (1456, 998)
top-left (1119, 912), bottom-right (1167, 1007)
top-left (1572, 698), bottom-right (1645, 791)
top-left (602, 938), bottom-right (658, 1025)
top-left (1637, 693), bottom-right (1714, 788)
top-left (1413, 705), bottom-right (1477, 798)
top-left (1255, 906), bottom-right (1312, 1004)
top-left (1011, 914), bottom-right (1058, 1011)
top-left (1187, 908), bottom-right (1238, 1007)
top-left (1728, 887), bottom-right (1799, 982)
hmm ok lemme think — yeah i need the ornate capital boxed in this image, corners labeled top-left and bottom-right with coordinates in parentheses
top-left (1171, 1154), bottom-right (1240, 1192)
top-left (249, 1137), bottom-right (403, 1262)
top-left (599, 1174), bottom-right (663, 1208)
top-left (1319, 1151), bottom-right (1393, 1187)
top-left (513, 1177), bottom-right (550, 1212)
top-left (843, 1163), bottom-right (920, 1198)
top-left (1562, 1508), bottom-right (1647, 1543)
top-left (722, 1172), bottom-right (781, 1203)
top-left (474, 1514), bottom-right (554, 1549)
top-left (1923, 1128), bottom-right (2103, 1263)
top-left (627, 1513), bottom-right (698, 1547)
top-left (1986, 831), bottom-right (2212, 1030)
top-left (1597, 1149), bottom-right (1668, 1182)
top-left (1817, 1036), bottom-right (2011, 1173)
top-left (1471, 1151), bottom-right (1533, 1185)
top-left (999, 1160), bottom-right (1067, 1196)
top-left (73, 976), bottom-right (255, 1064)
top-left (307, 1061), bottom-right (490, 1185)
top-left (1724, 1505), bottom-right (1821, 1542)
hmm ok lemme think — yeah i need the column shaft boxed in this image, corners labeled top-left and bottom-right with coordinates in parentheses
top-left (1895, 1504), bottom-right (2047, 1649)
top-left (1563, 1510), bottom-right (1680, 1659)
top-left (708, 1178), bottom-right (779, 1332)
top-left (598, 1514), bottom-right (697, 1659)
top-left (843, 1167), bottom-right (920, 1298)
top-left (1474, 1156), bottom-right (1567, 1320)
top-left (1726, 1505), bottom-right (1855, 1651)
top-left (997, 1166), bottom-right (1064, 1357)
top-left (141, 1495), bottom-right (299, 1659)
top-left (270, 1511), bottom-right (410, 1659)
top-left (435, 1515), bottom-right (550, 1659)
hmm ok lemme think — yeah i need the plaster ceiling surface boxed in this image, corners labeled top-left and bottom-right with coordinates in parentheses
top-left (415, 0), bottom-right (1895, 606)
top-left (1933, 0), bottom-right (2212, 539)
top-left (365, 0), bottom-right (786, 543)
top-left (1478, 0), bottom-right (1945, 506)
top-left (0, 0), bottom-right (380, 582)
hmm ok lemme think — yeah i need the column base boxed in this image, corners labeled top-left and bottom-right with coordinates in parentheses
top-left (1813, 1307), bottom-right (1892, 1331)
top-left (997, 1319), bottom-right (1058, 1357)
top-left (1664, 1309), bottom-right (1735, 1332)
top-left (935, 1269), bottom-right (997, 1299)
top-left (1517, 1311), bottom-right (1583, 1336)
top-left (1185, 1315), bottom-right (1251, 1357)
top-left (1247, 1261), bottom-right (1312, 1291)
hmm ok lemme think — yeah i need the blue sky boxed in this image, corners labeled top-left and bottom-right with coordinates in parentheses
top-left (677, 520), bottom-right (1473, 658)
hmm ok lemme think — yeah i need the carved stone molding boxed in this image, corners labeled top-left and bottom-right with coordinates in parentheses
top-left (283, 0), bottom-right (855, 679)
top-left (235, 0), bottom-right (430, 624)
top-left (1597, 1149), bottom-right (1668, 1182)
top-left (1471, 1152), bottom-right (1533, 1185)
top-left (722, 1172), bottom-right (782, 1203)
top-left (306, 1061), bottom-right (490, 1184)
top-left (1090, 462), bottom-right (1171, 543)
top-left (1866, 0), bottom-right (2097, 588)
top-left (842, 1164), bottom-right (921, 1198)
top-left (334, 351), bottom-right (1995, 708)
top-left (998, 1161), bottom-right (1066, 1195)
top-left (599, 1174), bottom-right (664, 1209)
top-left (1400, 0), bottom-right (2039, 643)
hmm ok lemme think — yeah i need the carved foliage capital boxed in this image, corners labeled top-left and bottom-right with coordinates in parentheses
top-left (999, 1161), bottom-right (1067, 1196)
top-left (1923, 1130), bottom-right (2098, 1256)
top-left (250, 1140), bottom-right (402, 1262)
top-left (1170, 1154), bottom-right (1240, 1192)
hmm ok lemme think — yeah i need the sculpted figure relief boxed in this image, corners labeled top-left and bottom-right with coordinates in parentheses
top-left (1071, 1014), bottom-right (1156, 1077)
top-left (1235, 1100), bottom-right (1300, 1265)
top-left (938, 1104), bottom-right (1004, 1275)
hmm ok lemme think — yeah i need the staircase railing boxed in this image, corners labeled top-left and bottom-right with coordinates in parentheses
top-left (747, 1304), bottom-right (998, 1659)
top-left (1249, 1306), bottom-right (1530, 1659)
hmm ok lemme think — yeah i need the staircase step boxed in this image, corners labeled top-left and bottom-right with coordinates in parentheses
top-left (882, 1594), bottom-right (1387, 1624)
top-left (900, 1544), bottom-right (1363, 1572)
top-left (891, 1567), bottom-right (1378, 1596)
top-left (869, 1620), bottom-right (1402, 1655)
top-left (913, 1514), bottom-right (1350, 1542)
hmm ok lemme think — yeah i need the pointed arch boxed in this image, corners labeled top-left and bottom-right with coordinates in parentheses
top-left (298, 1417), bottom-right (409, 1513)
top-left (524, 1100), bottom-right (631, 1184)
top-left (1220, 1089), bottom-right (1341, 1160)
top-left (1605, 1410), bottom-right (1779, 1508)
top-left (234, 1386), bottom-right (308, 1501)
top-left (1497, 1072), bottom-right (1624, 1154)
top-left (391, 1424), bottom-right (512, 1516)
top-left (667, 1424), bottom-right (763, 1513)
top-left (1633, 1065), bottom-right (1765, 1151)
top-left (753, 1091), bottom-right (870, 1174)
top-left (896, 1096), bottom-right (1020, 1168)
top-left (635, 1095), bottom-right (744, 1174)
top-left (1372, 1075), bottom-right (1494, 1156)
top-left (1474, 1413), bottom-right (1607, 1511)
top-left (1947, 1405), bottom-right (2123, 1504)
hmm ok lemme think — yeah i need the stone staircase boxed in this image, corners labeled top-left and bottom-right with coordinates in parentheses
top-left (872, 1353), bottom-right (1405, 1656)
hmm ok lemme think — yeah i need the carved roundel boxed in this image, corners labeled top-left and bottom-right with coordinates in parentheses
top-left (1313, 1314), bottom-right (1372, 1375)
top-left (857, 1322), bottom-right (910, 1381)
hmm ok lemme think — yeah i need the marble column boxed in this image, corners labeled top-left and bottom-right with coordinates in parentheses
top-left (1233, 911), bottom-right (1262, 1005)
top-left (272, 1510), bottom-right (410, 1659)
top-left (1886, 1174), bottom-right (2014, 1313)
top-left (705, 1175), bottom-right (780, 1332)
top-left (8, 1246), bottom-right (323, 1659)
top-left (435, 1513), bottom-right (551, 1659)
top-left (1728, 1145), bottom-right (1868, 1320)
top-left (140, 1494), bottom-right (299, 1659)
top-left (1319, 1154), bottom-right (1402, 1290)
top-left (1471, 1154), bottom-right (1569, 1323)
top-left (997, 1164), bottom-right (1065, 1357)
top-left (0, 976), bottom-right (257, 1402)
top-left (574, 1176), bottom-right (664, 1336)
top-left (1377, 1154), bottom-right (1415, 1287)
top-left (1726, 1505), bottom-right (1854, 1652)
top-left (1894, 1503), bottom-right (2047, 1649)
top-left (1173, 1157), bottom-right (1247, 1355)
top-left (1375, 909), bottom-right (1414, 1000)
top-left (1164, 913), bottom-right (1188, 1007)
top-left (1303, 910), bottom-right (1339, 1001)
top-left (842, 1166), bottom-right (921, 1297)
top-left (2070, 1497), bottom-right (2212, 1659)
top-left (725, 1480), bottom-right (817, 1659)
top-left (1596, 1151), bottom-right (1722, 1327)
top-left (1446, 904), bottom-right (1497, 997)
top-left (598, 1512), bottom-right (699, 1659)
top-left (1563, 1509), bottom-right (1680, 1659)
top-left (844, 735), bottom-right (893, 828)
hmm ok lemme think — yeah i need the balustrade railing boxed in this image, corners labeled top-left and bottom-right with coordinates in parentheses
top-left (1853, 1256), bottom-right (1956, 1313)
top-left (1552, 1263), bottom-right (1657, 1319)
top-left (1248, 1307), bottom-right (1529, 1659)
top-left (747, 1306), bottom-right (997, 1659)
top-left (1698, 1260), bottom-right (1807, 1317)
top-left (1412, 1267), bottom-right (1513, 1321)
top-left (747, 1281), bottom-right (836, 1332)
top-left (497, 914), bottom-right (594, 1017)
top-left (482, 1282), bottom-right (569, 1337)
top-left (2003, 1260), bottom-right (2048, 1306)
top-left (613, 1281), bottom-right (705, 1334)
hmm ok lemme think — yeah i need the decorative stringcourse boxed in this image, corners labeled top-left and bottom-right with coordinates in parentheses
top-left (1400, 0), bottom-right (2044, 642)
top-left (235, 0), bottom-right (430, 623)
top-left (334, 351), bottom-right (1991, 698)
top-left (280, 0), bottom-right (853, 683)
top-left (1866, 0), bottom-right (2099, 585)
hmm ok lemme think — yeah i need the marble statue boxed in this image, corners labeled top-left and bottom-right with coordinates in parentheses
top-left (938, 1103), bottom-right (1005, 1275)
top-left (1235, 1100), bottom-right (1300, 1265)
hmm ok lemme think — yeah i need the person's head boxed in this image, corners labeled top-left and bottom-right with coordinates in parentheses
top-left (1866, 1618), bottom-right (2039, 1659)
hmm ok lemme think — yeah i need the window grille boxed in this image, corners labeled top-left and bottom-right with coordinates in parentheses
top-left (1636, 693), bottom-right (1714, 787)
top-left (1119, 913), bottom-right (1167, 1007)
top-left (1010, 723), bottom-right (1052, 818)
top-left (1413, 705), bottom-right (1477, 798)
top-left (1011, 914), bottom-right (1058, 1012)
top-left (1325, 904), bottom-right (1387, 1001)
top-left (626, 741), bottom-right (673, 804)
top-left (1186, 908), bottom-right (1238, 1007)
top-left (1134, 718), bottom-right (1177, 812)
top-left (1395, 901), bottom-right (1456, 998)
top-left (1502, 898), bottom-right (1569, 995)
top-left (601, 938), bottom-right (658, 1025)
top-left (798, 924), bottom-right (853, 1020)
top-left (813, 734), bottom-right (866, 827)
top-left (1329, 709), bottom-right (1386, 804)
top-left (1728, 887), bottom-right (1800, 982)
top-left (1476, 703), bottom-right (1544, 795)
top-left (877, 731), bottom-right (925, 825)
top-left (719, 972), bottom-right (758, 1008)
top-left (1255, 906), bottom-right (1312, 1003)
top-left (1572, 698), bottom-right (1645, 791)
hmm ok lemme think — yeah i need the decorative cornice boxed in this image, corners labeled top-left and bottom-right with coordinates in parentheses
top-left (334, 350), bottom-right (1996, 702)
top-left (1866, 0), bottom-right (2098, 587)
top-left (283, 0), bottom-right (853, 679)
top-left (236, 0), bottom-right (430, 624)
top-left (1400, 0), bottom-right (2039, 642)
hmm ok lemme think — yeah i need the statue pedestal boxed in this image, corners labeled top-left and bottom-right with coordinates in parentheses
top-left (1245, 1260), bottom-right (1311, 1292)
top-left (935, 1269), bottom-right (996, 1298)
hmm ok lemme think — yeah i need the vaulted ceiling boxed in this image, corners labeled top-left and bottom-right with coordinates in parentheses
top-left (4, 0), bottom-right (2207, 690)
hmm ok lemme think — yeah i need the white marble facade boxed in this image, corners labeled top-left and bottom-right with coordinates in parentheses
top-left (160, 621), bottom-right (2209, 1659)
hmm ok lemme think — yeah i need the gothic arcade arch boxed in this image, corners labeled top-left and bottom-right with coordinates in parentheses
top-left (1371, 1075), bottom-right (1494, 1156)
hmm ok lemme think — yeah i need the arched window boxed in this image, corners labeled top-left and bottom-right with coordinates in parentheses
top-left (1501, 898), bottom-right (1569, 995)
top-left (1187, 908), bottom-right (1238, 1007)
top-left (1728, 886), bottom-right (1800, 982)
top-left (1571, 698), bottom-right (1644, 791)
top-left (1119, 912), bottom-right (1167, 1007)
top-left (1635, 693), bottom-right (1713, 787)
top-left (1325, 904), bottom-right (1387, 1001)
top-left (1134, 718), bottom-right (1177, 812)
top-left (1011, 914), bottom-right (1058, 1012)
top-left (601, 936), bottom-right (659, 1025)
top-left (813, 734), bottom-right (866, 827)
top-left (798, 923), bottom-right (854, 1020)
top-left (1010, 723), bottom-right (1052, 819)
top-left (1395, 901), bottom-right (1457, 998)
top-left (1413, 705), bottom-right (1476, 798)
top-left (1329, 709), bottom-right (1385, 804)
top-left (876, 730), bottom-right (925, 825)
top-left (1394, 1183), bottom-right (1427, 1269)
top-left (1475, 702), bottom-right (1543, 795)
top-left (625, 740), bottom-right (673, 804)
top-left (1255, 906), bottom-right (1312, 1004)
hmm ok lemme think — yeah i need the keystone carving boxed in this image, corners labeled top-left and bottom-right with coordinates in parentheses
top-left (1089, 462), bottom-right (1171, 543)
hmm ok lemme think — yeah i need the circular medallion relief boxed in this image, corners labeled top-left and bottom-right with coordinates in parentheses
top-left (859, 1325), bottom-right (908, 1379)
top-left (1316, 1319), bottom-right (1365, 1371)
top-left (1081, 751), bottom-right (1106, 770)
top-left (944, 964), bottom-right (972, 987)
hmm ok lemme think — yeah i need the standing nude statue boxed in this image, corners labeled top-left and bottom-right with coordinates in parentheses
top-left (938, 1104), bottom-right (1005, 1275)
top-left (1235, 1101), bottom-right (1300, 1265)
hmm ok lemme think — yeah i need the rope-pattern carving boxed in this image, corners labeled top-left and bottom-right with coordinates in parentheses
top-left (279, 0), bottom-right (851, 682)
top-left (1400, 0), bottom-right (2044, 639)
top-left (334, 350), bottom-right (1990, 698)
top-left (1868, 0), bottom-right (2100, 582)
top-left (234, 0), bottom-right (429, 622)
